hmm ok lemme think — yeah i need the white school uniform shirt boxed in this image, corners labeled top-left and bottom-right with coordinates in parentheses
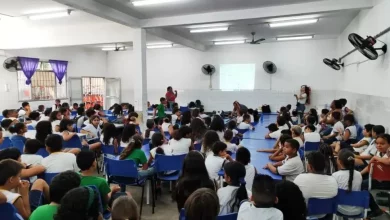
top-left (269, 129), bottom-right (282, 139)
top-left (51, 120), bottom-right (61, 131)
top-left (42, 152), bottom-right (79, 173)
top-left (169, 138), bottom-right (191, 155)
top-left (218, 185), bottom-right (252, 215)
top-left (205, 155), bottom-right (226, 180)
top-left (21, 154), bottom-right (43, 165)
top-left (249, 115), bottom-right (254, 123)
top-left (216, 131), bottom-right (224, 141)
top-left (294, 173), bottom-right (338, 204)
top-left (232, 129), bottom-right (239, 136)
top-left (279, 124), bottom-right (290, 131)
top-left (331, 121), bottom-right (344, 141)
top-left (150, 144), bottom-right (172, 158)
top-left (0, 189), bottom-right (21, 204)
top-left (237, 122), bottom-right (252, 130)
top-left (237, 116), bottom-right (243, 124)
top-left (200, 146), bottom-right (213, 158)
top-left (143, 130), bottom-right (155, 139)
top-left (297, 93), bottom-right (307, 104)
top-left (345, 125), bottom-right (357, 140)
top-left (162, 122), bottom-right (171, 132)
top-left (353, 137), bottom-right (371, 153)
top-left (304, 132), bottom-right (321, 143)
top-left (18, 109), bottom-right (27, 118)
top-left (2, 130), bottom-right (12, 138)
top-left (332, 170), bottom-right (363, 216)
top-left (200, 113), bottom-right (209, 119)
top-left (171, 114), bottom-right (178, 124)
top-left (225, 142), bottom-right (238, 152)
top-left (82, 124), bottom-right (102, 140)
top-left (293, 136), bottom-right (304, 148)
top-left (360, 139), bottom-right (377, 162)
top-left (277, 155), bottom-right (304, 181)
top-left (245, 164), bottom-right (256, 191)
top-left (39, 116), bottom-right (50, 121)
top-left (237, 202), bottom-right (283, 220)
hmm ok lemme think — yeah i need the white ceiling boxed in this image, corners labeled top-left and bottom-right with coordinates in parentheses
top-left (0, 0), bottom-right (68, 17)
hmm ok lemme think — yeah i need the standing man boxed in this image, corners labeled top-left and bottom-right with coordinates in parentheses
top-left (165, 86), bottom-right (178, 109)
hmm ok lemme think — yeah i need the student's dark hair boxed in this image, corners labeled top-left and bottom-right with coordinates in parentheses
top-left (89, 115), bottom-right (100, 124)
top-left (275, 181), bottom-right (307, 220)
top-left (280, 106), bottom-right (287, 113)
top-left (35, 121), bottom-right (53, 144)
top-left (267, 123), bottom-right (278, 132)
top-left (129, 112), bottom-right (138, 118)
top-left (54, 186), bottom-right (100, 220)
top-left (280, 129), bottom-right (292, 137)
top-left (0, 119), bottom-right (13, 130)
top-left (292, 110), bottom-right (298, 117)
top-left (113, 105), bottom-right (123, 116)
top-left (200, 108), bottom-right (205, 113)
top-left (191, 118), bottom-right (207, 141)
top-left (73, 103), bottom-right (78, 107)
top-left (44, 108), bottom-right (52, 117)
top-left (121, 124), bottom-right (137, 143)
top-left (79, 103), bottom-right (85, 108)
top-left (119, 135), bottom-right (143, 160)
top-left (211, 141), bottom-right (227, 155)
top-left (236, 147), bottom-right (251, 165)
top-left (180, 151), bottom-right (209, 178)
top-left (338, 149), bottom-right (355, 192)
top-left (0, 147), bottom-right (21, 161)
top-left (59, 119), bottom-right (74, 132)
top-left (160, 97), bottom-right (166, 102)
top-left (277, 116), bottom-right (286, 127)
top-left (174, 126), bottom-right (192, 141)
top-left (102, 123), bottom-right (117, 145)
top-left (306, 115), bottom-right (316, 125)
top-left (93, 104), bottom-right (101, 111)
top-left (77, 150), bottom-right (96, 171)
top-left (243, 114), bottom-right (251, 122)
top-left (59, 107), bottom-right (69, 115)
top-left (144, 119), bottom-right (155, 139)
top-left (247, 108), bottom-right (254, 114)
top-left (29, 111), bottom-right (40, 121)
top-left (319, 143), bottom-right (338, 175)
top-left (339, 98), bottom-right (347, 107)
top-left (61, 102), bottom-right (70, 109)
top-left (224, 162), bottom-right (248, 213)
top-left (151, 132), bottom-right (164, 148)
top-left (285, 139), bottom-right (300, 151)
top-left (184, 188), bottom-right (219, 220)
top-left (181, 111), bottom-right (192, 126)
top-left (376, 134), bottom-right (390, 144)
top-left (86, 108), bottom-right (96, 118)
top-left (2, 109), bottom-right (9, 117)
top-left (321, 109), bottom-right (330, 115)
top-left (22, 102), bottom-right (29, 108)
top-left (227, 120), bottom-right (237, 130)
top-left (50, 171), bottom-right (81, 203)
top-left (223, 129), bottom-right (233, 141)
top-left (364, 124), bottom-right (374, 137)
top-left (306, 124), bottom-right (316, 132)
top-left (202, 130), bottom-right (220, 154)
top-left (204, 117), bottom-right (211, 127)
top-left (331, 111), bottom-right (341, 121)
top-left (164, 115), bottom-right (171, 123)
top-left (252, 174), bottom-right (277, 207)
top-left (9, 122), bottom-right (25, 134)
top-left (45, 134), bottom-right (63, 152)
top-left (167, 86), bottom-right (172, 91)
top-left (372, 125), bottom-right (385, 136)
top-left (306, 151), bottom-right (326, 174)
top-left (343, 114), bottom-right (355, 125)
top-left (24, 139), bottom-right (42, 154)
top-left (333, 100), bottom-right (343, 109)
top-left (210, 115), bottom-right (225, 132)
top-left (49, 111), bottom-right (60, 122)
top-left (0, 159), bottom-right (24, 185)
top-left (192, 109), bottom-right (200, 118)
top-left (172, 108), bottom-right (179, 114)
top-left (77, 107), bottom-right (85, 116)
top-left (308, 110), bottom-right (319, 124)
top-left (279, 134), bottom-right (292, 145)
top-left (286, 104), bottom-right (292, 110)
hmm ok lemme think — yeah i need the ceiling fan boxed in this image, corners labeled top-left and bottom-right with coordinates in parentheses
top-left (248, 32), bottom-right (266, 44)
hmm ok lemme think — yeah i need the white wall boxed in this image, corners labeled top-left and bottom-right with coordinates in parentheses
top-left (107, 39), bottom-right (340, 111)
top-left (0, 47), bottom-right (107, 110)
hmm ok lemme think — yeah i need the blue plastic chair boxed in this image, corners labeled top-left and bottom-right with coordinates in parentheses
top-left (179, 208), bottom-right (238, 220)
top-left (142, 138), bottom-right (151, 146)
top-left (136, 125), bottom-right (142, 134)
top-left (155, 154), bottom-right (186, 181)
top-left (36, 148), bottom-right (49, 158)
top-left (11, 140), bottom-right (24, 153)
top-left (304, 142), bottom-right (320, 153)
top-left (307, 196), bottom-right (337, 216)
top-left (180, 106), bottom-right (189, 112)
top-left (0, 203), bottom-right (21, 220)
top-left (87, 185), bottom-right (111, 219)
top-left (104, 157), bottom-right (150, 216)
top-left (355, 124), bottom-right (363, 140)
top-left (0, 137), bottom-right (12, 150)
top-left (298, 148), bottom-right (305, 160)
top-left (0, 116), bottom-right (3, 121)
top-left (71, 111), bottom-right (77, 117)
top-left (107, 116), bottom-right (117, 122)
top-left (194, 143), bottom-right (201, 151)
top-left (236, 129), bottom-right (249, 134)
top-left (335, 189), bottom-right (369, 218)
top-left (40, 172), bottom-right (59, 185)
top-left (62, 135), bottom-right (83, 148)
top-left (27, 125), bottom-right (35, 130)
top-left (164, 131), bottom-right (170, 139)
top-left (102, 145), bottom-right (125, 156)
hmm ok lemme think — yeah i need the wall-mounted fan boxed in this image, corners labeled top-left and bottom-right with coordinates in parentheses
top-left (3, 57), bottom-right (18, 72)
top-left (263, 61), bottom-right (277, 90)
top-left (323, 58), bottom-right (343, 71)
top-left (248, 32), bottom-right (265, 45)
top-left (202, 64), bottom-right (216, 89)
top-left (348, 33), bottom-right (387, 60)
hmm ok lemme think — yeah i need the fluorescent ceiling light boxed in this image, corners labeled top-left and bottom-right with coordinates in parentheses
top-left (187, 23), bottom-right (229, 29)
top-left (101, 47), bottom-right (126, 51)
top-left (214, 40), bottom-right (246, 45)
top-left (269, 15), bottom-right (318, 22)
top-left (277, 35), bottom-right (314, 41)
top-left (190, 27), bottom-right (229, 33)
top-left (132, 0), bottom-right (181, 6)
top-left (147, 44), bottom-right (173, 49)
top-left (28, 10), bottom-right (72, 20)
top-left (269, 19), bottom-right (319, 28)
top-left (23, 8), bottom-right (65, 15)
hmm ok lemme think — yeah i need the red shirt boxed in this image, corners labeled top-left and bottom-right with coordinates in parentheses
top-left (166, 91), bottom-right (176, 102)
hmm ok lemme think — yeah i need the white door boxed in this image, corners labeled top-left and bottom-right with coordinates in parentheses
top-left (105, 78), bottom-right (121, 109)
top-left (68, 77), bottom-right (83, 106)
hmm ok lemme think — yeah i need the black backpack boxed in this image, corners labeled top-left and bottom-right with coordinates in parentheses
top-left (261, 105), bottom-right (271, 113)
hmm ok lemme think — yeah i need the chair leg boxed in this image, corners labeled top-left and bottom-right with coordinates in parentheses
top-left (140, 184), bottom-right (145, 218)
top-left (151, 178), bottom-right (155, 214)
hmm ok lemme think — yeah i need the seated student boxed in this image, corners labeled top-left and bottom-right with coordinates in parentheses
top-left (143, 119), bottom-right (157, 139)
top-left (349, 124), bottom-right (373, 153)
top-left (275, 181), bottom-right (306, 220)
top-left (291, 110), bottom-right (299, 125)
top-left (37, 105), bottom-right (45, 115)
top-left (247, 108), bottom-right (255, 123)
top-left (162, 116), bottom-right (172, 132)
top-left (332, 114), bottom-right (357, 151)
top-left (291, 126), bottom-right (303, 147)
top-left (119, 135), bottom-right (155, 177)
top-left (294, 152), bottom-right (338, 218)
top-left (0, 159), bottom-right (50, 220)
top-left (265, 123), bottom-right (280, 139)
top-left (210, 115), bottom-right (226, 141)
top-left (218, 162), bottom-right (249, 215)
top-left (60, 107), bottom-right (70, 120)
top-left (199, 108), bottom-right (209, 119)
top-left (42, 134), bottom-right (79, 173)
top-left (223, 130), bottom-right (239, 153)
top-left (303, 115), bottom-right (321, 134)
top-left (49, 111), bottom-right (62, 132)
top-left (28, 111), bottom-right (41, 128)
top-left (39, 108), bottom-right (51, 122)
top-left (332, 149), bottom-right (363, 216)
top-left (277, 116), bottom-right (290, 130)
top-left (237, 114), bottom-right (254, 130)
top-left (264, 139), bottom-right (304, 181)
top-left (77, 151), bottom-right (124, 211)
top-left (204, 117), bottom-right (212, 128)
top-left (148, 132), bottom-right (172, 165)
top-left (205, 142), bottom-right (234, 181)
top-left (71, 103), bottom-right (78, 111)
top-left (9, 122), bottom-right (28, 144)
top-left (100, 123), bottom-right (119, 146)
top-left (1, 119), bottom-right (13, 137)
top-left (236, 109), bottom-right (245, 124)
top-left (339, 98), bottom-right (353, 115)
top-left (354, 125), bottom-right (385, 167)
top-left (174, 151), bottom-right (215, 211)
top-left (191, 118), bottom-right (207, 144)
top-left (2, 109), bottom-right (18, 122)
top-left (171, 108), bottom-right (181, 125)
top-left (238, 174), bottom-right (283, 220)
top-left (184, 188), bottom-right (220, 220)
top-left (29, 171), bottom-right (81, 220)
top-left (192, 108), bottom-right (201, 120)
top-left (169, 126), bottom-right (193, 155)
top-left (322, 111), bottom-right (344, 144)
top-left (268, 134), bottom-right (292, 162)
top-left (75, 107), bottom-right (87, 129)
top-left (111, 195), bottom-right (139, 220)
top-left (120, 124), bottom-right (137, 147)
top-left (21, 139), bottom-right (44, 166)
top-left (303, 124), bottom-right (321, 143)
top-left (319, 143), bottom-right (338, 175)
top-left (18, 102), bottom-right (31, 118)
top-left (319, 108), bottom-right (330, 124)
top-left (201, 130), bottom-right (220, 158)
top-left (236, 147), bottom-right (257, 191)
top-left (81, 115), bottom-right (102, 140)
top-left (227, 120), bottom-right (242, 138)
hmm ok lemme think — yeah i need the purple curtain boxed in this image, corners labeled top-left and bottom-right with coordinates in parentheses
top-left (18, 57), bottom-right (40, 85)
top-left (49, 60), bottom-right (68, 84)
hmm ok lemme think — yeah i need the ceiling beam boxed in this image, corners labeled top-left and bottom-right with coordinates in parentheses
top-left (140, 0), bottom-right (374, 28)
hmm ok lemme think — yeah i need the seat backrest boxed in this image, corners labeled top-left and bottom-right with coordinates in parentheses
top-left (236, 129), bottom-right (249, 134)
top-left (11, 140), bottom-right (24, 153)
top-left (155, 154), bottom-right (186, 172)
top-left (180, 106), bottom-right (189, 113)
top-left (217, 213), bottom-right (238, 220)
top-left (194, 143), bottom-right (201, 151)
top-left (105, 157), bottom-right (138, 178)
top-left (336, 189), bottom-right (369, 209)
top-left (27, 125), bottom-right (35, 130)
top-left (307, 196), bottom-right (337, 216)
top-left (102, 145), bottom-right (125, 156)
top-left (142, 138), bottom-right (151, 146)
top-left (0, 203), bottom-right (20, 220)
top-left (304, 142), bottom-right (320, 152)
top-left (36, 148), bottom-right (49, 158)
top-left (87, 185), bottom-right (104, 214)
top-left (0, 137), bottom-right (12, 150)
top-left (62, 135), bottom-right (83, 148)
top-left (107, 116), bottom-right (116, 122)
top-left (41, 172), bottom-right (59, 185)
top-left (369, 162), bottom-right (390, 182)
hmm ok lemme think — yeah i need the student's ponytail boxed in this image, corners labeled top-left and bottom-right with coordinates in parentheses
top-left (232, 178), bottom-right (248, 212)
top-left (145, 129), bottom-right (151, 139)
top-left (119, 135), bottom-right (143, 160)
top-left (224, 162), bottom-right (248, 213)
top-left (347, 161), bottom-right (354, 192)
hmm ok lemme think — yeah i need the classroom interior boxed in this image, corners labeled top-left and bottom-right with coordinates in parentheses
top-left (1, 0), bottom-right (390, 219)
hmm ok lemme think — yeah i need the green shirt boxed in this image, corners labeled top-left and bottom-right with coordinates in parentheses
top-left (29, 204), bottom-right (58, 220)
top-left (156, 104), bottom-right (166, 118)
top-left (125, 148), bottom-right (147, 166)
top-left (80, 175), bottom-right (111, 210)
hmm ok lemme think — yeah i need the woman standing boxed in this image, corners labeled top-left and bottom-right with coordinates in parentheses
top-left (294, 85), bottom-right (310, 123)
top-left (165, 86), bottom-right (178, 109)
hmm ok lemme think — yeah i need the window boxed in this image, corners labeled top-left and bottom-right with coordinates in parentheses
top-left (219, 64), bottom-right (255, 91)
top-left (17, 62), bottom-right (67, 101)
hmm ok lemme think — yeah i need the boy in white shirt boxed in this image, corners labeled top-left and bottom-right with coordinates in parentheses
top-left (238, 174), bottom-right (283, 220)
top-left (171, 108), bottom-right (181, 125)
top-left (21, 139), bottom-right (44, 166)
top-left (81, 115), bottom-right (103, 141)
top-left (237, 114), bottom-right (254, 130)
top-left (323, 111), bottom-right (344, 144)
top-left (265, 123), bottom-right (281, 139)
top-left (264, 139), bottom-right (304, 181)
top-left (303, 124), bottom-right (321, 143)
top-left (18, 102), bottom-right (31, 118)
top-left (350, 124), bottom-right (374, 153)
top-left (41, 134), bottom-right (79, 173)
top-left (205, 142), bottom-right (233, 181)
top-left (223, 130), bottom-right (239, 153)
top-left (27, 111), bottom-right (41, 128)
top-left (2, 109), bottom-right (18, 122)
top-left (161, 117), bottom-right (171, 132)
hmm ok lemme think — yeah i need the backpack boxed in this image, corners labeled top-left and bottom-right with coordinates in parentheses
top-left (261, 105), bottom-right (271, 113)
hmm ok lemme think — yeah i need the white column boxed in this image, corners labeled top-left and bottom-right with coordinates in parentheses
top-left (133, 28), bottom-right (148, 125)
